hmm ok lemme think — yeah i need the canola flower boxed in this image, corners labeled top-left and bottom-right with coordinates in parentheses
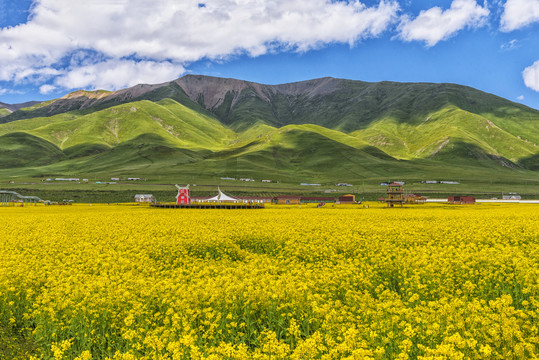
top-left (0, 203), bottom-right (538, 359)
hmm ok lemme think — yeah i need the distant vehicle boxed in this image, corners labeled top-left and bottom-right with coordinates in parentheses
top-left (335, 183), bottom-right (353, 187)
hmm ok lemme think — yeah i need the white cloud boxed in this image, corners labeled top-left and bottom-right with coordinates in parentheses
top-left (517, 95), bottom-right (524, 100)
top-left (55, 60), bottom-right (184, 91)
top-left (523, 60), bottom-right (539, 92)
top-left (398, 0), bottom-right (489, 47)
top-left (39, 84), bottom-right (57, 94)
top-left (0, 88), bottom-right (7, 96)
top-left (500, 0), bottom-right (539, 31)
top-left (0, 0), bottom-right (400, 91)
top-left (500, 39), bottom-right (519, 50)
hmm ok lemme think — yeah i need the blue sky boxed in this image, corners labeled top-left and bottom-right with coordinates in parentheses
top-left (0, 0), bottom-right (538, 110)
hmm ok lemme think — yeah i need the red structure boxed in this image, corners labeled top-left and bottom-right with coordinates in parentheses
top-left (176, 184), bottom-right (191, 204)
top-left (338, 194), bottom-right (356, 204)
top-left (448, 196), bottom-right (475, 204)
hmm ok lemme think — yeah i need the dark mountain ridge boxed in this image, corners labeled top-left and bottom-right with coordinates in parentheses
top-left (3, 75), bottom-right (537, 132)
top-left (0, 101), bottom-right (40, 113)
top-left (0, 75), bottom-right (538, 182)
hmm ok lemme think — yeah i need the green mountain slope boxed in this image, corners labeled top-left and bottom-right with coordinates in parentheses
top-left (0, 132), bottom-right (65, 168)
top-left (0, 75), bottom-right (537, 184)
top-left (0, 108), bottom-right (11, 118)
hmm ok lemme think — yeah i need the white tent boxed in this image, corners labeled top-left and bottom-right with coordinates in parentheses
top-left (200, 187), bottom-right (245, 203)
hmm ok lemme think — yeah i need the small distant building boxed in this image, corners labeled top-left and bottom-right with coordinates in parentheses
top-left (335, 183), bottom-right (353, 187)
top-left (300, 183), bottom-right (321, 186)
top-left (386, 183), bottom-right (405, 207)
top-left (111, 177), bottom-right (120, 181)
top-left (502, 193), bottom-right (521, 200)
top-left (134, 194), bottom-right (155, 203)
top-left (448, 196), bottom-right (475, 204)
top-left (274, 195), bottom-right (301, 205)
top-left (55, 177), bottom-right (80, 181)
top-left (128, 177), bottom-right (141, 181)
top-left (378, 197), bottom-right (386, 203)
top-left (176, 184), bottom-right (191, 205)
top-left (338, 194), bottom-right (356, 204)
top-left (261, 180), bottom-right (272, 183)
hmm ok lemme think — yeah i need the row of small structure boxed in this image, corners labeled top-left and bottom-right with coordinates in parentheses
top-left (136, 184), bottom-right (481, 206)
top-left (135, 190), bottom-right (359, 205)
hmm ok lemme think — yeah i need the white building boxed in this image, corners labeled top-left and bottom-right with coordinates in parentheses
top-left (134, 194), bottom-right (155, 203)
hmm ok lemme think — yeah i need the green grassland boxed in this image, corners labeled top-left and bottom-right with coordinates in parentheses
top-left (0, 76), bottom-right (538, 201)
top-left (0, 108), bottom-right (11, 117)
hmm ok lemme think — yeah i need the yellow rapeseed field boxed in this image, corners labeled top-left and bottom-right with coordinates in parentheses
top-left (0, 203), bottom-right (538, 359)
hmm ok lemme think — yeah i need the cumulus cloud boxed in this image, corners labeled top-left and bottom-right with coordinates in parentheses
top-left (398, 0), bottom-right (489, 47)
top-left (523, 60), bottom-right (539, 92)
top-left (500, 0), bottom-right (539, 31)
top-left (0, 0), bottom-right (400, 91)
top-left (55, 60), bottom-right (184, 90)
top-left (39, 84), bottom-right (57, 94)
top-left (516, 95), bottom-right (524, 100)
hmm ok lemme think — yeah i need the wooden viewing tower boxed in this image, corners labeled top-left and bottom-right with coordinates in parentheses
top-left (386, 183), bottom-right (405, 207)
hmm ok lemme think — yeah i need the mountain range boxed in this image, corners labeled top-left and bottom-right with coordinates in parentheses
top-left (0, 75), bottom-right (538, 184)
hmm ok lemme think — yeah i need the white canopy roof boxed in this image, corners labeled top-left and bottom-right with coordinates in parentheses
top-left (201, 187), bottom-right (243, 203)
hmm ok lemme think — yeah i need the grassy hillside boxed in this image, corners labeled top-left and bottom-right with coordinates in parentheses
top-left (0, 76), bottom-right (537, 188)
top-left (0, 108), bottom-right (11, 117)
top-left (353, 106), bottom-right (537, 163)
top-left (0, 132), bottom-right (65, 168)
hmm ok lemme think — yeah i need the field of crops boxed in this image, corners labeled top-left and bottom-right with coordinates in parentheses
top-left (0, 203), bottom-right (538, 359)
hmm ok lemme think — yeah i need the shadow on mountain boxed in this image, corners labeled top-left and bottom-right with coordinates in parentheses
top-left (204, 128), bottom-right (407, 179)
top-left (0, 132), bottom-right (65, 167)
top-left (518, 154), bottom-right (539, 171)
top-left (63, 143), bottom-right (111, 159)
top-left (430, 141), bottom-right (519, 169)
top-left (74, 133), bottom-right (208, 173)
